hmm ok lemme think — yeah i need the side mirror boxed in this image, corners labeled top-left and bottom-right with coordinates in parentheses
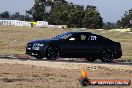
top-left (69, 38), bottom-right (75, 41)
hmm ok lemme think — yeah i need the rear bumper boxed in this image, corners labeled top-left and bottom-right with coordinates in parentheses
top-left (114, 49), bottom-right (122, 59)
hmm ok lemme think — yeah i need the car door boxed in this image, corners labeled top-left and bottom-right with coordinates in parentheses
top-left (75, 34), bottom-right (96, 57)
top-left (73, 34), bottom-right (102, 57)
top-left (61, 33), bottom-right (91, 57)
top-left (85, 34), bottom-right (103, 58)
top-left (60, 33), bottom-right (81, 57)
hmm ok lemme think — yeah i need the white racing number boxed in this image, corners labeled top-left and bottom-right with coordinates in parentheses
top-left (90, 36), bottom-right (97, 41)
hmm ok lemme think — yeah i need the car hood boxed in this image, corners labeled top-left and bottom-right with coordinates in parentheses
top-left (30, 39), bottom-right (59, 43)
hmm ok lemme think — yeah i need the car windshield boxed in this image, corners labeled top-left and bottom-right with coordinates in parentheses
top-left (52, 33), bottom-right (72, 40)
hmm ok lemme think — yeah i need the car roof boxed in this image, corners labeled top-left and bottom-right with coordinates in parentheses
top-left (65, 32), bottom-right (94, 35)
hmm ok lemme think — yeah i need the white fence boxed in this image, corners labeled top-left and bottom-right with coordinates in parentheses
top-left (0, 20), bottom-right (32, 27)
top-left (36, 21), bottom-right (48, 27)
top-left (0, 20), bottom-right (68, 29)
top-left (47, 25), bottom-right (67, 29)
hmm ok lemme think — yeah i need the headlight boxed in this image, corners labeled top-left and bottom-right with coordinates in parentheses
top-left (33, 43), bottom-right (44, 47)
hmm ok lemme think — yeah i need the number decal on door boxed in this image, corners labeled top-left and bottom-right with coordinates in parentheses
top-left (91, 36), bottom-right (97, 40)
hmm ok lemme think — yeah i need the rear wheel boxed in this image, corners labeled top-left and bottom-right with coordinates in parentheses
top-left (46, 46), bottom-right (60, 60)
top-left (101, 49), bottom-right (114, 62)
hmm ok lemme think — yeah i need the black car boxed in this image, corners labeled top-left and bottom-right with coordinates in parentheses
top-left (26, 32), bottom-right (122, 62)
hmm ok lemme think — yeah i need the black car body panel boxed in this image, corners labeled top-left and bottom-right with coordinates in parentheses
top-left (26, 32), bottom-right (122, 60)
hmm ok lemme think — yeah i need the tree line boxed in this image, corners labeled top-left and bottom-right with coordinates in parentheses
top-left (117, 9), bottom-right (132, 28)
top-left (1, 0), bottom-right (132, 29)
top-left (27, 0), bottom-right (103, 29)
top-left (103, 9), bottom-right (132, 29)
top-left (0, 11), bottom-right (32, 21)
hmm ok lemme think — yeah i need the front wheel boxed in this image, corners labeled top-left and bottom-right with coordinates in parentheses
top-left (46, 46), bottom-right (60, 60)
top-left (100, 49), bottom-right (114, 63)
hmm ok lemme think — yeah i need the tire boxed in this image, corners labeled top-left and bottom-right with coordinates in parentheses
top-left (46, 46), bottom-right (60, 60)
top-left (34, 55), bottom-right (44, 59)
top-left (85, 57), bottom-right (96, 62)
top-left (101, 49), bottom-right (114, 62)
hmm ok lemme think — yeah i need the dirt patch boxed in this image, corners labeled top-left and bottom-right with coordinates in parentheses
top-left (0, 63), bottom-right (131, 88)
top-left (0, 58), bottom-right (131, 88)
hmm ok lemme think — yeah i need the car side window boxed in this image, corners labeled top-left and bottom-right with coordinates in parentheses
top-left (80, 35), bottom-right (87, 40)
top-left (69, 34), bottom-right (87, 41)
top-left (69, 34), bottom-right (80, 41)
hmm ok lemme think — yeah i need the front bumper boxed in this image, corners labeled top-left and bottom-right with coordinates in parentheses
top-left (26, 49), bottom-right (42, 56)
top-left (26, 44), bottom-right (45, 56)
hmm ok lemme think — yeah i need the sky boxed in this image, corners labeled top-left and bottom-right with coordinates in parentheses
top-left (0, 0), bottom-right (132, 23)
top-left (0, 0), bottom-right (34, 15)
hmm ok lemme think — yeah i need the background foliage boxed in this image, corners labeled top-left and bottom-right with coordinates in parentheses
top-left (27, 0), bottom-right (103, 28)
top-left (117, 9), bottom-right (132, 28)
